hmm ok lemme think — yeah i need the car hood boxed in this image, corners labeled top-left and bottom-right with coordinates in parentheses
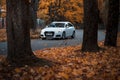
top-left (42, 27), bottom-right (65, 32)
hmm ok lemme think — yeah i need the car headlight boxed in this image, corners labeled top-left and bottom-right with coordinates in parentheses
top-left (41, 30), bottom-right (44, 34)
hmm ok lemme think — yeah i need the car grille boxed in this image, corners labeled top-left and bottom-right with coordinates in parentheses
top-left (44, 31), bottom-right (54, 38)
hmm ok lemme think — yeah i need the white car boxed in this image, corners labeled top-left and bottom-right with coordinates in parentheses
top-left (40, 21), bottom-right (75, 39)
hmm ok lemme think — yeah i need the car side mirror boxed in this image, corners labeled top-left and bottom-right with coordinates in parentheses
top-left (65, 26), bottom-right (69, 28)
top-left (67, 26), bottom-right (69, 28)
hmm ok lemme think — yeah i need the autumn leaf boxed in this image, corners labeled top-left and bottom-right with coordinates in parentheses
top-left (0, 36), bottom-right (120, 80)
top-left (58, 72), bottom-right (69, 79)
top-left (14, 68), bottom-right (21, 73)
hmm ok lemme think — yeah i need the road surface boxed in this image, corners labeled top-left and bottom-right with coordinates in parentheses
top-left (0, 30), bottom-right (105, 55)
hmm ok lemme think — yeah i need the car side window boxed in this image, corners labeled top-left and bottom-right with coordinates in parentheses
top-left (68, 23), bottom-right (73, 27)
top-left (65, 24), bottom-right (68, 28)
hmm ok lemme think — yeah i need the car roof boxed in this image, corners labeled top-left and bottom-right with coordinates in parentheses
top-left (52, 21), bottom-right (71, 24)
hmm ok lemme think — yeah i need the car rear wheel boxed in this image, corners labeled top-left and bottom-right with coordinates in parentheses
top-left (71, 31), bottom-right (75, 38)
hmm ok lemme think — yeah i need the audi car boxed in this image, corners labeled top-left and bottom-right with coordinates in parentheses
top-left (40, 21), bottom-right (75, 39)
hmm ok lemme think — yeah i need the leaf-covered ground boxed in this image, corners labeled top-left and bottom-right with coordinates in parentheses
top-left (0, 34), bottom-right (120, 80)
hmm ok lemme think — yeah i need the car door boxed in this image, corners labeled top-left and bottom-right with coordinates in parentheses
top-left (68, 23), bottom-right (74, 36)
top-left (65, 24), bottom-right (70, 37)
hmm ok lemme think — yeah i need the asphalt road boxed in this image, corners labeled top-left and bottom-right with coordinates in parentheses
top-left (0, 30), bottom-right (105, 55)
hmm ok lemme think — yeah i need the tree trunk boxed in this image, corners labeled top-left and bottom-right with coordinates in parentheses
top-left (48, 3), bottom-right (54, 22)
top-left (29, 0), bottom-right (39, 31)
top-left (6, 0), bottom-right (36, 65)
top-left (0, 5), bottom-right (1, 18)
top-left (104, 0), bottom-right (119, 46)
top-left (82, 0), bottom-right (99, 52)
top-left (30, 0), bottom-right (37, 31)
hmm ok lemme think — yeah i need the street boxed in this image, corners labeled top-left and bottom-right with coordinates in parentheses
top-left (0, 30), bottom-right (105, 55)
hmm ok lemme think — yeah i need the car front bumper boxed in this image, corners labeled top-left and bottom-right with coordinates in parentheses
top-left (40, 33), bottom-right (62, 39)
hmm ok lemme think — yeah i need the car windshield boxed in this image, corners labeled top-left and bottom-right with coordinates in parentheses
top-left (54, 23), bottom-right (65, 27)
top-left (48, 23), bottom-right (65, 28)
top-left (48, 24), bottom-right (56, 27)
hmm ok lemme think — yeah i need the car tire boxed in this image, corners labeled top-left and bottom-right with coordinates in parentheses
top-left (62, 32), bottom-right (66, 39)
top-left (71, 31), bottom-right (75, 38)
top-left (41, 38), bottom-right (46, 40)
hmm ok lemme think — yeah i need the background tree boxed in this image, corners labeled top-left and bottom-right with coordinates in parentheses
top-left (6, 0), bottom-right (38, 65)
top-left (29, 0), bottom-right (40, 31)
top-left (2, 0), bottom-right (114, 27)
top-left (82, 0), bottom-right (99, 52)
top-left (0, 0), bottom-right (6, 18)
top-left (104, 0), bottom-right (119, 46)
top-left (38, 0), bottom-right (83, 25)
top-left (0, 2), bottom-right (1, 18)
top-left (48, 0), bottom-right (66, 22)
top-left (0, 0), bottom-right (3, 18)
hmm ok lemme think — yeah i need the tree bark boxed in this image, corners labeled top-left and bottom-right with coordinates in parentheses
top-left (6, 0), bottom-right (36, 65)
top-left (0, 5), bottom-right (1, 18)
top-left (82, 0), bottom-right (99, 52)
top-left (30, 0), bottom-right (39, 31)
top-left (104, 0), bottom-right (119, 46)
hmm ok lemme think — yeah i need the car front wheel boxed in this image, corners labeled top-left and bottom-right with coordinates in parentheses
top-left (41, 38), bottom-right (46, 40)
top-left (71, 31), bottom-right (75, 38)
top-left (62, 32), bottom-right (66, 39)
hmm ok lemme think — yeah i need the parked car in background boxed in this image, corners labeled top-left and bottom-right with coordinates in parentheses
top-left (40, 21), bottom-right (75, 39)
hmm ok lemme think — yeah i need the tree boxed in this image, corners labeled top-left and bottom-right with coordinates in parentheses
top-left (38, 0), bottom-right (83, 24)
top-left (0, 0), bottom-right (2, 18)
top-left (82, 0), bottom-right (99, 52)
top-left (104, 0), bottom-right (119, 46)
top-left (0, 9), bottom-right (1, 20)
top-left (0, 0), bottom-right (6, 18)
top-left (48, 0), bottom-right (65, 22)
top-left (29, 0), bottom-right (40, 31)
top-left (48, 2), bottom-right (56, 22)
top-left (6, 0), bottom-right (38, 65)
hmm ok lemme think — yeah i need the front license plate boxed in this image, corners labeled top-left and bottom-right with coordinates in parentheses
top-left (46, 33), bottom-right (52, 35)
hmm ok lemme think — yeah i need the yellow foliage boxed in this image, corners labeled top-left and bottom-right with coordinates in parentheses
top-left (58, 72), bottom-right (69, 79)
top-left (14, 68), bottom-right (21, 73)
